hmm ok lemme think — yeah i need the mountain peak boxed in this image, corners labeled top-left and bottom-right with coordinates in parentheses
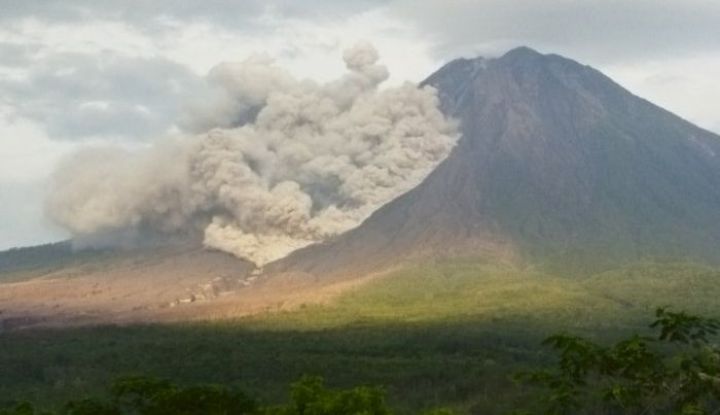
top-left (494, 46), bottom-right (596, 77)
top-left (500, 46), bottom-right (543, 60)
top-left (274, 48), bottom-right (720, 277)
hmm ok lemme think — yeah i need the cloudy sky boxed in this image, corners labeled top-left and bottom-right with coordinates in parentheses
top-left (1, 0), bottom-right (719, 250)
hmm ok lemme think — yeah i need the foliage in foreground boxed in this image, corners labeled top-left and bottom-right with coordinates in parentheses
top-left (0, 375), bottom-right (451, 415)
top-left (3, 306), bottom-right (720, 414)
top-left (514, 308), bottom-right (720, 415)
top-left (0, 260), bottom-right (572, 413)
top-left (4, 261), bottom-right (720, 414)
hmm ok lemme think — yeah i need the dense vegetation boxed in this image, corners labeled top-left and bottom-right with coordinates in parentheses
top-left (3, 308), bottom-right (719, 414)
top-left (1, 375), bottom-right (408, 415)
top-left (515, 307), bottom-right (720, 414)
top-left (2, 260), bottom-right (720, 414)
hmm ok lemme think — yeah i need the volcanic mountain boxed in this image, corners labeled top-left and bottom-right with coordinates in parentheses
top-left (4, 47), bottom-right (720, 329)
top-left (273, 47), bottom-right (720, 276)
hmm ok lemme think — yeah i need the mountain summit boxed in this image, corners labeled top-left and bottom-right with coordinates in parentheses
top-left (273, 47), bottom-right (720, 275)
top-left (3, 47), bottom-right (720, 328)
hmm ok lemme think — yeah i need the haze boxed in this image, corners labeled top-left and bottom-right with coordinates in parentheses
top-left (1, 0), bottom-right (720, 250)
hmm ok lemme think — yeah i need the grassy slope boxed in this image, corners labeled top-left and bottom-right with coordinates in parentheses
top-left (2, 259), bottom-right (719, 413)
top-left (251, 259), bottom-right (720, 332)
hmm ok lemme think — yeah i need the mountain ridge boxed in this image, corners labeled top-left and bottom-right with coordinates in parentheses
top-left (4, 47), bottom-right (720, 279)
top-left (3, 47), bottom-right (720, 328)
top-left (269, 46), bottom-right (720, 277)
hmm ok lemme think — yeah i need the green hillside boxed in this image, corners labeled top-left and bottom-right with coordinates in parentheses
top-left (2, 260), bottom-right (719, 413)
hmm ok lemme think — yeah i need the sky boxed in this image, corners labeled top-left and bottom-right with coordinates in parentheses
top-left (1, 0), bottom-right (719, 250)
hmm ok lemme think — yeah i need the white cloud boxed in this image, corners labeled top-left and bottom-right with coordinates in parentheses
top-left (388, 0), bottom-right (720, 64)
top-left (1, 0), bottom-right (719, 250)
top-left (0, 51), bottom-right (202, 140)
top-left (605, 54), bottom-right (720, 134)
top-left (0, 180), bottom-right (68, 250)
top-left (0, 110), bottom-right (75, 249)
top-left (0, 107), bottom-right (77, 182)
top-left (0, 18), bottom-right (156, 59)
top-left (146, 8), bottom-right (436, 83)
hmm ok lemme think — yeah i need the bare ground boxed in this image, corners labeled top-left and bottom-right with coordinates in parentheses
top-left (0, 246), bottom-right (390, 331)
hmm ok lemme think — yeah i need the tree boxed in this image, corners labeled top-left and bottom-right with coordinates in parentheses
top-left (110, 376), bottom-right (257, 415)
top-left (267, 375), bottom-right (392, 415)
top-left (513, 308), bottom-right (720, 415)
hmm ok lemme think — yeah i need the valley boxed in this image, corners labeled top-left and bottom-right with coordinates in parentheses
top-left (2, 259), bottom-right (719, 413)
top-left (2, 45), bottom-right (720, 414)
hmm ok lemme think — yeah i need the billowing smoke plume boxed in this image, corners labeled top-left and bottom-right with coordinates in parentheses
top-left (47, 43), bottom-right (458, 266)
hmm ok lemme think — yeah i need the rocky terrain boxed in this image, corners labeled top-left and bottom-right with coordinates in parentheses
top-left (4, 47), bottom-right (720, 328)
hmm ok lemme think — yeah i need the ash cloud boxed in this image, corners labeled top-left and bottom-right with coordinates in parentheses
top-left (46, 43), bottom-right (458, 266)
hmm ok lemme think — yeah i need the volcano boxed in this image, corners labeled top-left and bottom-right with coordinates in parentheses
top-left (4, 47), bottom-right (720, 328)
top-left (272, 47), bottom-right (720, 276)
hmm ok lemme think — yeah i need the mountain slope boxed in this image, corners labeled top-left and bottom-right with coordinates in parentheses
top-left (272, 47), bottom-right (720, 276)
top-left (0, 243), bottom-right (257, 329)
